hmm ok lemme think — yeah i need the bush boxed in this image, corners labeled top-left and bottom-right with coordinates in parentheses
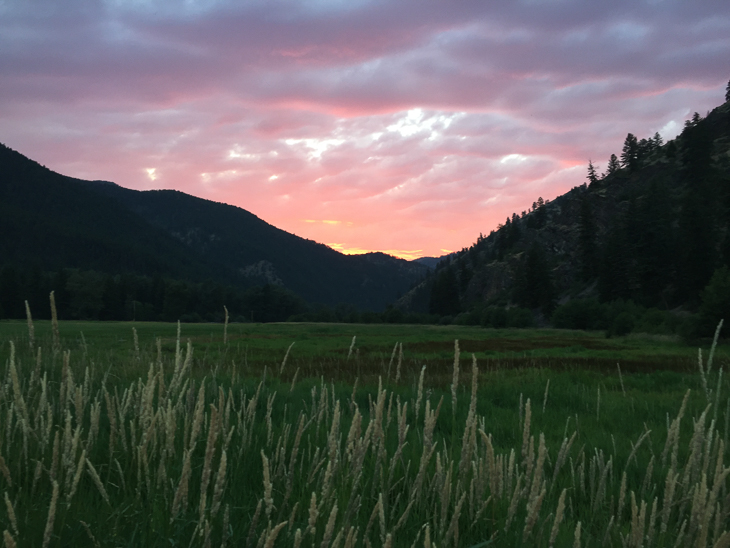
top-left (608, 311), bottom-right (635, 337)
top-left (360, 311), bottom-right (382, 324)
top-left (180, 312), bottom-right (203, 323)
top-left (634, 308), bottom-right (680, 335)
top-left (481, 307), bottom-right (507, 328)
top-left (679, 315), bottom-right (701, 342)
top-left (506, 307), bottom-right (535, 328)
top-left (382, 306), bottom-right (405, 324)
top-left (551, 299), bottom-right (607, 330)
top-left (454, 310), bottom-right (482, 326)
top-left (697, 266), bottom-right (730, 337)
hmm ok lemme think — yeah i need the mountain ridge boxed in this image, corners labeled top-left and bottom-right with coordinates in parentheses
top-left (396, 98), bottom-right (730, 332)
top-left (0, 143), bottom-right (427, 311)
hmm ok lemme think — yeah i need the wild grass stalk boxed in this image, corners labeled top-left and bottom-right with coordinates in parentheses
top-left (49, 291), bottom-right (60, 353)
top-left (280, 342), bottom-right (294, 375)
top-left (4, 492), bottom-right (18, 537)
top-left (542, 378), bottom-right (550, 413)
top-left (24, 301), bottom-right (34, 351)
top-left (395, 342), bottom-right (403, 383)
top-left (41, 480), bottom-right (58, 548)
top-left (451, 339), bottom-right (460, 417)
top-left (618, 363), bottom-right (626, 397)
top-left (223, 306), bottom-right (229, 345)
top-left (3, 530), bottom-right (17, 548)
top-left (347, 336), bottom-right (356, 361)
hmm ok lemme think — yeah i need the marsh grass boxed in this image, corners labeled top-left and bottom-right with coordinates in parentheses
top-left (0, 316), bottom-right (727, 546)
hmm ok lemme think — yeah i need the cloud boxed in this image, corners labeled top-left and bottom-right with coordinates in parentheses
top-left (0, 0), bottom-right (729, 258)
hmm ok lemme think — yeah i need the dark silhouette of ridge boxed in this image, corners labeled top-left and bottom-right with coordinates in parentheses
top-left (0, 143), bottom-right (426, 311)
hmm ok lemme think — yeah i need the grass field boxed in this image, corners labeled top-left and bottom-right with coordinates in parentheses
top-left (0, 319), bottom-right (729, 547)
top-left (0, 319), bottom-right (721, 381)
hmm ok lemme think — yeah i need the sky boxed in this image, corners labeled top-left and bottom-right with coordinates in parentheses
top-left (1, 1), bottom-right (729, 260)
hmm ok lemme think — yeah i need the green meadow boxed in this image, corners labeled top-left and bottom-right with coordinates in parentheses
top-left (0, 319), bottom-right (728, 547)
top-left (0, 319), bottom-right (718, 379)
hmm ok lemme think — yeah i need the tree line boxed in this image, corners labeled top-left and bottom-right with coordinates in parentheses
top-left (0, 266), bottom-right (306, 323)
top-left (0, 265), bottom-right (443, 325)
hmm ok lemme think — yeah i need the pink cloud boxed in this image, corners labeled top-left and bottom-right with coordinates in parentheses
top-left (0, 0), bottom-right (729, 258)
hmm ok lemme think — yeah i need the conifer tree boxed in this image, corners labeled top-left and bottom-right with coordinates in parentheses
top-left (620, 133), bottom-right (639, 171)
top-left (637, 138), bottom-right (650, 165)
top-left (605, 154), bottom-right (620, 176)
top-left (586, 160), bottom-right (599, 186)
top-left (684, 112), bottom-right (703, 129)
top-left (534, 197), bottom-right (547, 227)
top-left (726, 79), bottom-right (730, 102)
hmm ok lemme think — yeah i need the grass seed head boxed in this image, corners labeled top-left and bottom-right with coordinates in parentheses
top-left (3, 493), bottom-right (17, 537)
top-left (549, 488), bottom-right (567, 546)
top-left (451, 339), bottom-right (460, 414)
top-left (3, 530), bottom-right (16, 548)
top-left (86, 458), bottom-right (110, 506)
top-left (262, 450), bottom-right (274, 518)
top-left (263, 521), bottom-right (287, 548)
top-left (0, 457), bottom-right (11, 488)
top-left (307, 492), bottom-right (318, 536)
top-left (521, 399), bottom-right (532, 464)
top-left (573, 521), bottom-right (581, 548)
top-left (211, 450), bottom-right (227, 518)
top-left (42, 480), bottom-right (59, 548)
top-left (322, 503), bottom-right (338, 548)
top-left (49, 291), bottom-right (60, 352)
top-left (25, 300), bottom-right (35, 350)
top-left (171, 450), bottom-right (192, 521)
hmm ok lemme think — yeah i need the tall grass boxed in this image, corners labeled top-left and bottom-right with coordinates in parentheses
top-left (0, 315), bottom-right (728, 546)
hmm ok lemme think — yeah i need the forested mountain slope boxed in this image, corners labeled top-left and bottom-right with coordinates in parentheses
top-left (0, 144), bottom-right (426, 313)
top-left (398, 98), bottom-right (730, 332)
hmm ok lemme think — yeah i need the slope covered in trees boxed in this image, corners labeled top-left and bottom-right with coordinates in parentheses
top-left (0, 144), bottom-right (427, 317)
top-left (398, 95), bottom-right (730, 336)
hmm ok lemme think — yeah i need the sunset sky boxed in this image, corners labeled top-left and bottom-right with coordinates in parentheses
top-left (1, 1), bottom-right (729, 260)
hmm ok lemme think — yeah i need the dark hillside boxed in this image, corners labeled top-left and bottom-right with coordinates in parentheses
top-left (0, 144), bottom-right (427, 312)
top-left (85, 183), bottom-right (426, 309)
top-left (397, 98), bottom-right (730, 333)
top-left (0, 145), bottom-right (208, 279)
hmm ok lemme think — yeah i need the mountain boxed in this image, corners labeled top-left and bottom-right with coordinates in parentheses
top-left (412, 256), bottom-right (447, 269)
top-left (0, 144), bottom-right (427, 311)
top-left (397, 98), bottom-right (730, 332)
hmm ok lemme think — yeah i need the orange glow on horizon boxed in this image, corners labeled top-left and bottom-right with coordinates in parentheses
top-left (327, 243), bottom-right (426, 261)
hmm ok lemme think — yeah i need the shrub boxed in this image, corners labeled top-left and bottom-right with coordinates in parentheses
top-left (608, 311), bottom-right (635, 337)
top-left (454, 310), bottom-right (482, 326)
top-left (635, 308), bottom-right (680, 335)
top-left (382, 306), bottom-right (405, 323)
top-left (697, 266), bottom-right (730, 337)
top-left (506, 307), bottom-right (535, 328)
top-left (481, 306), bottom-right (507, 328)
top-left (551, 299), bottom-right (607, 330)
